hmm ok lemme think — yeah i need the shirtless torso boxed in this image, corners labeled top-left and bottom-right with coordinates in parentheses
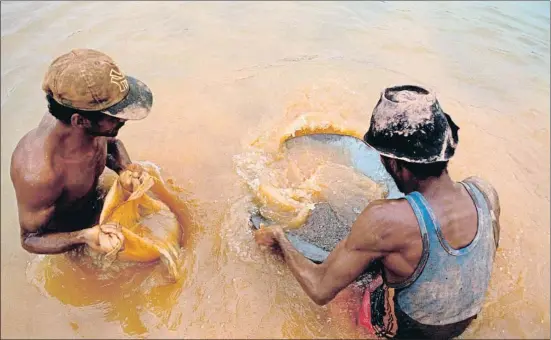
top-left (10, 113), bottom-right (137, 254)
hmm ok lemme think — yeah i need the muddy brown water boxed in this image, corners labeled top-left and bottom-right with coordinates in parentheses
top-left (1, 1), bottom-right (549, 338)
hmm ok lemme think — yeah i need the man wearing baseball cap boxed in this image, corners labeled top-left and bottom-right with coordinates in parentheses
top-left (10, 48), bottom-right (153, 255)
top-left (255, 85), bottom-right (501, 338)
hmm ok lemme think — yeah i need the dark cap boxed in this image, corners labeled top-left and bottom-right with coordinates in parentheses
top-left (42, 48), bottom-right (152, 120)
top-left (364, 85), bottom-right (459, 164)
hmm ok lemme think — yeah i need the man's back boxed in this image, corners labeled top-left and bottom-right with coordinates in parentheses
top-left (377, 178), bottom-right (495, 286)
top-left (361, 175), bottom-right (500, 337)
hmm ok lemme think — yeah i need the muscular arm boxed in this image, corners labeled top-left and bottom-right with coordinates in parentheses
top-left (11, 170), bottom-right (92, 254)
top-left (106, 138), bottom-right (132, 174)
top-left (274, 203), bottom-right (394, 305)
top-left (22, 225), bottom-right (88, 254)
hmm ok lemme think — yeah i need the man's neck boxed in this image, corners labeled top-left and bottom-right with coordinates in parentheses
top-left (51, 121), bottom-right (97, 159)
top-left (408, 172), bottom-right (456, 198)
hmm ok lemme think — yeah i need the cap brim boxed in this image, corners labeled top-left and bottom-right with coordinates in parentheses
top-left (101, 76), bottom-right (152, 120)
top-left (364, 137), bottom-right (452, 164)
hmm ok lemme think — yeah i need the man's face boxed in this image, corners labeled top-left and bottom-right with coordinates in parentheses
top-left (85, 115), bottom-right (126, 137)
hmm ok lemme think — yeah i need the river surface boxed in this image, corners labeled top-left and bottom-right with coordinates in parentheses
top-left (1, 1), bottom-right (549, 338)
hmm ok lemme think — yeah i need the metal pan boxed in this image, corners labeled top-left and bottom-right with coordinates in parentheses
top-left (249, 133), bottom-right (404, 263)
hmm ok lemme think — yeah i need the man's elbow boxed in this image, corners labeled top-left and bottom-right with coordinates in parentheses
top-left (312, 296), bottom-right (331, 306)
top-left (310, 288), bottom-right (334, 306)
top-left (21, 236), bottom-right (39, 254)
top-left (20, 233), bottom-right (48, 254)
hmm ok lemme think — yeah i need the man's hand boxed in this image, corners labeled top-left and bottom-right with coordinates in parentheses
top-left (254, 225), bottom-right (285, 247)
top-left (81, 223), bottom-right (124, 253)
top-left (251, 204), bottom-right (391, 306)
top-left (119, 163), bottom-right (148, 192)
top-left (106, 138), bottom-right (132, 174)
top-left (125, 163), bottom-right (145, 174)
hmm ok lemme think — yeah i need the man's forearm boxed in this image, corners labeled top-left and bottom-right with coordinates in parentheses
top-left (276, 232), bottom-right (329, 304)
top-left (106, 139), bottom-right (132, 174)
top-left (22, 230), bottom-right (86, 254)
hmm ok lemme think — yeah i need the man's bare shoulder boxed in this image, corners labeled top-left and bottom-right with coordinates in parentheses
top-left (356, 198), bottom-right (414, 228)
top-left (348, 198), bottom-right (417, 252)
top-left (11, 130), bottom-right (63, 206)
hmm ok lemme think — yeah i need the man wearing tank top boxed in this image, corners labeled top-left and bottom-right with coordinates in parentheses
top-left (255, 85), bottom-right (501, 339)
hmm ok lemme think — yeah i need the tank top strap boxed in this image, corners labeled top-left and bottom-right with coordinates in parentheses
top-left (390, 192), bottom-right (433, 290)
top-left (460, 180), bottom-right (495, 248)
top-left (460, 181), bottom-right (491, 229)
top-left (405, 191), bottom-right (439, 236)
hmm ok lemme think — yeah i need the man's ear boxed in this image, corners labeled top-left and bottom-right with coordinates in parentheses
top-left (388, 158), bottom-right (400, 174)
top-left (394, 159), bottom-right (414, 182)
top-left (71, 113), bottom-right (91, 128)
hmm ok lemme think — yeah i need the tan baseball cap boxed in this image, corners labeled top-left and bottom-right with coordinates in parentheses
top-left (42, 48), bottom-right (152, 120)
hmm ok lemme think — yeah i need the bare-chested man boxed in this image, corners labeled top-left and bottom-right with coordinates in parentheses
top-left (255, 85), bottom-right (501, 338)
top-left (10, 49), bottom-right (153, 255)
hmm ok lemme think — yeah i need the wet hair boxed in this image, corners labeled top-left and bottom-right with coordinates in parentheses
top-left (398, 159), bottom-right (449, 180)
top-left (46, 94), bottom-right (104, 124)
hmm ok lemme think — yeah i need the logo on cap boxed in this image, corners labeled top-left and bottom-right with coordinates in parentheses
top-left (110, 69), bottom-right (129, 92)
